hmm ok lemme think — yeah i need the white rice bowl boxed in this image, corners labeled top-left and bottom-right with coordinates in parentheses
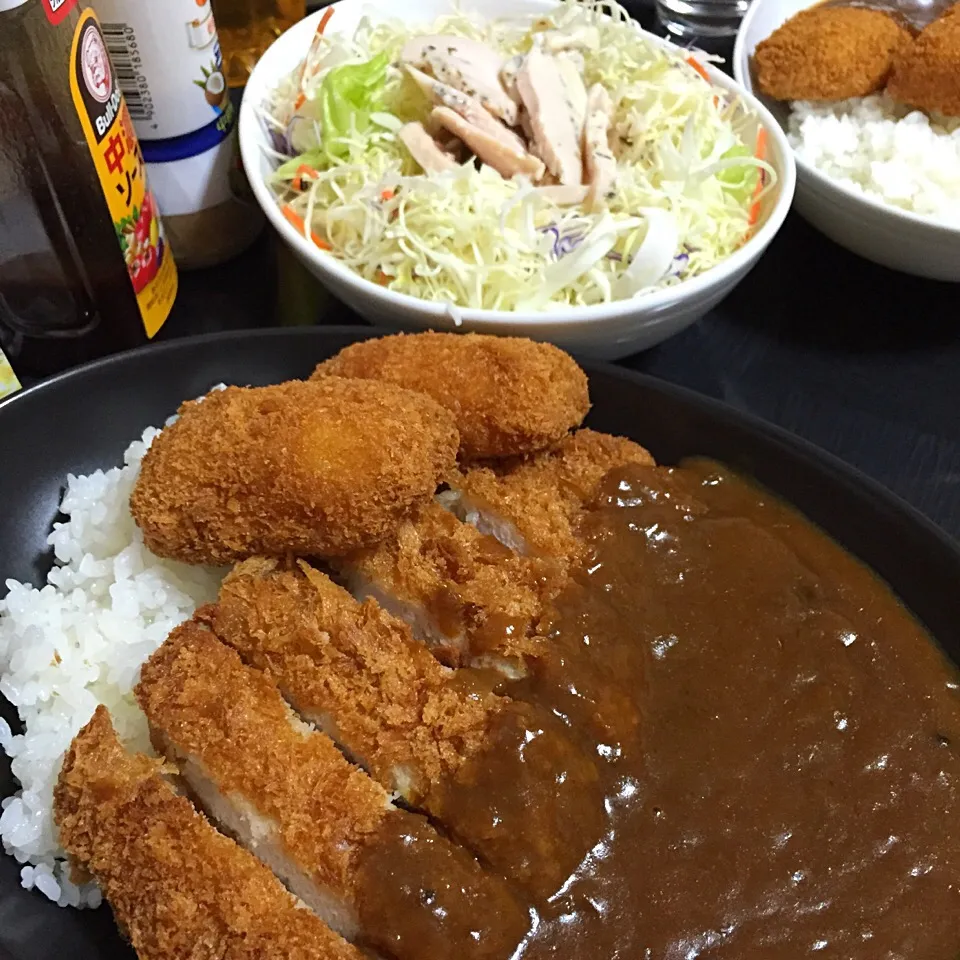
top-left (788, 93), bottom-right (960, 226)
top-left (0, 424), bottom-right (225, 908)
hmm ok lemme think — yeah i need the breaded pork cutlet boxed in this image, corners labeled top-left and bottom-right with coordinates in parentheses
top-left (209, 558), bottom-right (607, 897)
top-left (54, 706), bottom-right (360, 960)
top-left (442, 429), bottom-right (656, 563)
top-left (888, 8), bottom-right (960, 116)
top-left (136, 622), bottom-right (529, 960)
top-left (313, 332), bottom-right (590, 461)
top-left (753, 6), bottom-right (911, 101)
top-left (130, 378), bottom-right (459, 565)
top-left (339, 501), bottom-right (565, 676)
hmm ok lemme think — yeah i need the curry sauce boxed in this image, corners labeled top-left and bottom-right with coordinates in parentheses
top-left (435, 460), bottom-right (960, 959)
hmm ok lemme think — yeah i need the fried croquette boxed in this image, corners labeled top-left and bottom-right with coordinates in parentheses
top-left (312, 332), bottom-right (590, 461)
top-left (136, 622), bottom-right (529, 960)
top-left (753, 6), bottom-right (912, 101)
top-left (130, 378), bottom-right (459, 565)
top-left (888, 7), bottom-right (960, 116)
top-left (444, 429), bottom-right (656, 563)
top-left (54, 706), bottom-right (362, 960)
top-left (209, 559), bottom-right (607, 898)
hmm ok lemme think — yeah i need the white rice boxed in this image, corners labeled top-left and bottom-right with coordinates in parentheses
top-left (0, 425), bottom-right (224, 908)
top-left (788, 93), bottom-right (960, 225)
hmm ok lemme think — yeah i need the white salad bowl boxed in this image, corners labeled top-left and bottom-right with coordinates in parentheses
top-left (240, 0), bottom-right (796, 360)
top-left (734, 0), bottom-right (960, 281)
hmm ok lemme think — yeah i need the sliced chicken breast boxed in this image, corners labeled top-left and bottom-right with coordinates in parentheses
top-left (405, 65), bottom-right (526, 151)
top-left (499, 54), bottom-right (524, 105)
top-left (136, 622), bottom-right (529, 960)
top-left (583, 83), bottom-right (618, 210)
top-left (557, 55), bottom-right (588, 140)
top-left (54, 706), bottom-right (361, 960)
top-left (402, 34), bottom-right (519, 125)
top-left (404, 64), bottom-right (544, 179)
top-left (210, 559), bottom-right (607, 899)
top-left (432, 106), bottom-right (546, 181)
top-left (516, 45), bottom-right (584, 185)
top-left (398, 121), bottom-right (458, 173)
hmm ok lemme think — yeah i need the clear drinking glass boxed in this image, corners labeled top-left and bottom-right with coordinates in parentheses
top-left (655, 0), bottom-right (752, 39)
top-left (211, 0), bottom-right (308, 87)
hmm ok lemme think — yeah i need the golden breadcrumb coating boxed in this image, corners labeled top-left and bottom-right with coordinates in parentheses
top-left (342, 502), bottom-right (565, 669)
top-left (208, 561), bottom-right (606, 899)
top-left (454, 429), bottom-right (655, 562)
top-left (136, 622), bottom-right (529, 960)
top-left (130, 378), bottom-right (459, 565)
top-left (136, 620), bottom-right (391, 899)
top-left (753, 6), bottom-right (911, 101)
top-left (53, 706), bottom-right (361, 960)
top-left (313, 332), bottom-right (590, 461)
top-left (888, 7), bottom-right (960, 116)
top-left (210, 558), bottom-right (504, 802)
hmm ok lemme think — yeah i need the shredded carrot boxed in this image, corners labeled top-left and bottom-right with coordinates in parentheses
top-left (748, 127), bottom-right (769, 227)
top-left (380, 189), bottom-right (395, 202)
top-left (293, 92), bottom-right (306, 111)
top-left (292, 163), bottom-right (319, 191)
top-left (281, 204), bottom-right (332, 250)
top-left (316, 5), bottom-right (335, 36)
top-left (686, 56), bottom-right (711, 83)
top-left (375, 271), bottom-right (390, 285)
top-left (297, 7), bottom-right (336, 94)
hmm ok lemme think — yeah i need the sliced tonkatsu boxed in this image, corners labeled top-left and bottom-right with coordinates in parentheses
top-left (54, 706), bottom-right (361, 960)
top-left (337, 501), bottom-right (565, 676)
top-left (209, 558), bottom-right (607, 897)
top-left (135, 622), bottom-right (529, 960)
top-left (441, 428), bottom-right (656, 562)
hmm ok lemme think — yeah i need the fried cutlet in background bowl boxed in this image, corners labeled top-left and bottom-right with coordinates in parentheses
top-left (735, 0), bottom-right (960, 279)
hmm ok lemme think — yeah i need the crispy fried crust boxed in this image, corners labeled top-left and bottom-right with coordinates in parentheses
top-left (53, 706), bottom-right (360, 960)
top-left (753, 6), bottom-right (911, 101)
top-left (130, 378), bottom-right (459, 565)
top-left (208, 562), bottom-right (605, 901)
top-left (454, 429), bottom-right (655, 561)
top-left (135, 621), bottom-right (391, 898)
top-left (135, 622), bottom-right (530, 960)
top-left (313, 332), bottom-right (590, 461)
top-left (888, 8), bottom-right (960, 116)
top-left (211, 559), bottom-right (503, 802)
top-left (343, 502), bottom-right (565, 669)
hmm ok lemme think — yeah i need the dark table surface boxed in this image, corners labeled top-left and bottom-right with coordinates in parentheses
top-left (19, 3), bottom-right (960, 541)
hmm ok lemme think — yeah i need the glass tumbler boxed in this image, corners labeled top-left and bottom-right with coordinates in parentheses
top-left (656, 0), bottom-right (752, 39)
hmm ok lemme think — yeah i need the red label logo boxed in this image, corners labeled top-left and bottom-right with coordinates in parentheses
top-left (42, 0), bottom-right (79, 26)
top-left (79, 24), bottom-right (112, 103)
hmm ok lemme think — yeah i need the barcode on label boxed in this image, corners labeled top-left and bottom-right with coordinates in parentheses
top-left (100, 22), bottom-right (154, 124)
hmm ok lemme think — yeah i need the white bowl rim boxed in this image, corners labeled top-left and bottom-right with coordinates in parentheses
top-left (239, 0), bottom-right (797, 327)
top-left (733, 0), bottom-right (960, 239)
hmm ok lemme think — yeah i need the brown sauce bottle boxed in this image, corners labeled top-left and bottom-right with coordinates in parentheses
top-left (0, 0), bottom-right (177, 376)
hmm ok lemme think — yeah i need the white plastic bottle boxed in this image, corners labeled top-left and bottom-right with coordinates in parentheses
top-left (92, 0), bottom-right (263, 268)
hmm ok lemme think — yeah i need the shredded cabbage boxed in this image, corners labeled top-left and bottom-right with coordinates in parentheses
top-left (262, 0), bottom-right (777, 311)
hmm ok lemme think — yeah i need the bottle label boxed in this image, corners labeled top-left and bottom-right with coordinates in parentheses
top-left (0, 347), bottom-right (21, 401)
top-left (68, 9), bottom-right (177, 339)
top-left (94, 0), bottom-right (229, 141)
top-left (42, 0), bottom-right (78, 25)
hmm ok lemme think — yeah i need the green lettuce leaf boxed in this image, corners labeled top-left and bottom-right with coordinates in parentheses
top-left (717, 144), bottom-right (759, 202)
top-left (320, 51), bottom-right (390, 160)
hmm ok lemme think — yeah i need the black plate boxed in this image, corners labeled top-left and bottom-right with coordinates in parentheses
top-left (2, 327), bottom-right (959, 960)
